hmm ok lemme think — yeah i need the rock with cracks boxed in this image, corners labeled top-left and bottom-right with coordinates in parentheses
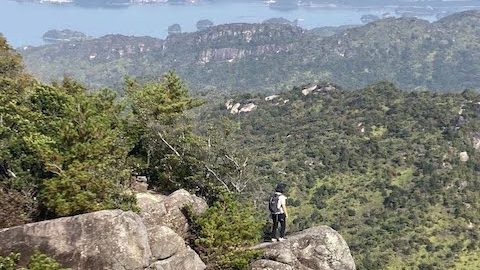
top-left (0, 210), bottom-right (152, 270)
top-left (0, 189), bottom-right (207, 270)
top-left (250, 226), bottom-right (355, 270)
top-left (136, 189), bottom-right (208, 239)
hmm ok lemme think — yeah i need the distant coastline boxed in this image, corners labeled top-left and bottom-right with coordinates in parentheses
top-left (14, 0), bottom-right (480, 9)
top-left (3, 0), bottom-right (480, 47)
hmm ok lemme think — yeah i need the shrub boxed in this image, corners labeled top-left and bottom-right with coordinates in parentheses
top-left (0, 188), bottom-right (34, 228)
top-left (0, 251), bottom-right (68, 270)
top-left (0, 253), bottom-right (19, 270)
top-left (190, 194), bottom-right (264, 270)
top-left (25, 251), bottom-right (68, 270)
top-left (40, 161), bottom-right (136, 217)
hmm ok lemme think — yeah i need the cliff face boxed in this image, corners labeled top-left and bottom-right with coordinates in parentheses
top-left (20, 10), bottom-right (480, 92)
top-left (21, 23), bottom-right (303, 89)
top-left (163, 23), bottom-right (303, 64)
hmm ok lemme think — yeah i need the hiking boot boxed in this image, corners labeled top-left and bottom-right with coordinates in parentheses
top-left (271, 238), bottom-right (278, 242)
top-left (278, 237), bottom-right (286, 242)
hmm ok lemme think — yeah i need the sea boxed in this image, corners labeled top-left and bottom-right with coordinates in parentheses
top-left (0, 0), bottom-right (474, 47)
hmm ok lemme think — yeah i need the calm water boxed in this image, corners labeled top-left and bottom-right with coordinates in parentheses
top-left (0, 1), bottom-right (440, 47)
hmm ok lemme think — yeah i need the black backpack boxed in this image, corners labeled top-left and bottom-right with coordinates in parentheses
top-left (269, 193), bottom-right (281, 213)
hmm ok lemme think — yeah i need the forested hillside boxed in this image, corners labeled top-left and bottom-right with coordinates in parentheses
top-left (20, 10), bottom-right (480, 93)
top-left (0, 36), bottom-right (265, 269)
top-left (197, 82), bottom-right (480, 269)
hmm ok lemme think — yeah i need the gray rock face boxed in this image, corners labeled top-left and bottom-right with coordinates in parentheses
top-left (0, 190), bottom-right (208, 270)
top-left (250, 226), bottom-right (355, 270)
top-left (0, 210), bottom-right (151, 270)
top-left (146, 247), bottom-right (206, 270)
top-left (136, 189), bottom-right (208, 238)
top-left (149, 226), bottom-right (186, 260)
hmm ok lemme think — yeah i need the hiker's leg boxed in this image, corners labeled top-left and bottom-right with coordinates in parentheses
top-left (271, 214), bottom-right (279, 239)
top-left (279, 213), bottom-right (286, 238)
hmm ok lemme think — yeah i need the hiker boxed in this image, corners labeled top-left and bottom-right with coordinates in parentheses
top-left (269, 183), bottom-right (288, 242)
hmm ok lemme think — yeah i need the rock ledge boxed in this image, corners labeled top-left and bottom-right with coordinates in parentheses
top-left (250, 226), bottom-right (355, 270)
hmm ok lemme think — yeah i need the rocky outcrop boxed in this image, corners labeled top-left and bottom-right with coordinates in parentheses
top-left (0, 210), bottom-right (151, 269)
top-left (239, 103), bottom-right (257, 113)
top-left (250, 226), bottom-right (355, 270)
top-left (459, 151), bottom-right (470, 162)
top-left (146, 247), bottom-right (205, 270)
top-left (301, 84), bottom-right (337, 96)
top-left (0, 190), bottom-right (207, 270)
top-left (472, 132), bottom-right (480, 151)
top-left (225, 100), bottom-right (257, 114)
top-left (136, 189), bottom-right (208, 238)
top-left (265, 95), bottom-right (280, 101)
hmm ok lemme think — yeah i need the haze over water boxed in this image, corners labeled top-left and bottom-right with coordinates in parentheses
top-left (0, 0), bottom-right (467, 47)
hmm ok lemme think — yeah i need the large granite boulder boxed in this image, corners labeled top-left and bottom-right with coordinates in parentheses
top-left (148, 226), bottom-right (186, 260)
top-left (250, 226), bottom-right (355, 270)
top-left (0, 190), bottom-right (208, 270)
top-left (0, 210), bottom-right (151, 270)
top-left (146, 247), bottom-right (206, 270)
top-left (136, 189), bottom-right (208, 238)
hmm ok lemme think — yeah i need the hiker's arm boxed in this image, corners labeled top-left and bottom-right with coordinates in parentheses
top-left (282, 200), bottom-right (288, 218)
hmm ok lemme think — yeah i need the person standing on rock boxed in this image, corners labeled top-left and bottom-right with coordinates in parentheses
top-left (269, 183), bottom-right (288, 242)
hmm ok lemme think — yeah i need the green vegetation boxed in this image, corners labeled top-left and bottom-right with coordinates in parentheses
top-left (3, 30), bottom-right (480, 269)
top-left (197, 81), bottom-right (480, 269)
top-left (189, 194), bottom-right (263, 270)
top-left (1, 36), bottom-right (262, 269)
top-left (0, 251), bottom-right (68, 270)
top-left (125, 72), bottom-right (209, 196)
top-left (0, 42), bottom-right (136, 218)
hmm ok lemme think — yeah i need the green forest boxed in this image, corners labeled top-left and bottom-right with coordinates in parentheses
top-left (2, 32), bottom-right (480, 270)
top-left (197, 81), bottom-right (480, 269)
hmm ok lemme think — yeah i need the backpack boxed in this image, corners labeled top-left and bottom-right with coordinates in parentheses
top-left (269, 193), bottom-right (281, 214)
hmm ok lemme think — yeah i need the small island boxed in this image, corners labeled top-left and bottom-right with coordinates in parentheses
top-left (263, 17), bottom-right (298, 26)
top-left (196, 19), bottom-right (214, 31)
top-left (168, 24), bottom-right (182, 35)
top-left (42, 29), bottom-right (89, 43)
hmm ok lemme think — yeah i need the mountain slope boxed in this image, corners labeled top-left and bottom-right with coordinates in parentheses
top-left (196, 82), bottom-right (480, 269)
top-left (20, 23), bottom-right (305, 91)
top-left (19, 10), bottom-right (480, 93)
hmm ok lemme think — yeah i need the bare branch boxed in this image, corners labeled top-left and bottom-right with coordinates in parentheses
top-left (242, 157), bottom-right (248, 168)
top-left (231, 180), bottom-right (247, 193)
top-left (225, 154), bottom-right (240, 168)
top-left (7, 169), bottom-right (16, 178)
top-left (205, 165), bottom-right (231, 192)
top-left (157, 131), bottom-right (181, 157)
top-left (46, 163), bottom-right (63, 176)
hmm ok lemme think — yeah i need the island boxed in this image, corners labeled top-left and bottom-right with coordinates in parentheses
top-left (42, 29), bottom-right (89, 43)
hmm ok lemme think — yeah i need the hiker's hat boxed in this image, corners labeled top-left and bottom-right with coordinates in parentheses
top-left (275, 183), bottom-right (286, 193)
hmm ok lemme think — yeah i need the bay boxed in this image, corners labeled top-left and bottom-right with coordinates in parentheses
top-left (0, 0), bottom-right (461, 47)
